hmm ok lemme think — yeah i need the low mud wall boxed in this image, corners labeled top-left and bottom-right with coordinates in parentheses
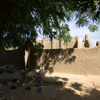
top-left (0, 49), bottom-right (25, 69)
top-left (30, 47), bottom-right (100, 75)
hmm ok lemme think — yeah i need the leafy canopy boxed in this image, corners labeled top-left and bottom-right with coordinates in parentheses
top-left (0, 0), bottom-right (100, 50)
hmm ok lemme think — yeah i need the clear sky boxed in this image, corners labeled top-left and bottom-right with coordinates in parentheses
top-left (38, 18), bottom-right (100, 47)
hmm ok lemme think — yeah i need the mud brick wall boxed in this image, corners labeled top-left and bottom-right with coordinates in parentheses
top-left (30, 47), bottom-right (76, 73)
top-left (0, 49), bottom-right (25, 69)
top-left (30, 47), bottom-right (100, 75)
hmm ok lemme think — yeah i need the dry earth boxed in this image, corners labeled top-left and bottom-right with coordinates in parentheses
top-left (0, 69), bottom-right (100, 100)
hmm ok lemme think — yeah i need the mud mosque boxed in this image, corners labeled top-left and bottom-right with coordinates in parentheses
top-left (36, 34), bottom-right (100, 49)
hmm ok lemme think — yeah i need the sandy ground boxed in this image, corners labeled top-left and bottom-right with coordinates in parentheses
top-left (0, 69), bottom-right (100, 100)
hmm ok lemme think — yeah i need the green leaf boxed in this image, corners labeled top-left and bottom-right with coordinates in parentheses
top-left (88, 25), bottom-right (99, 32)
top-left (75, 16), bottom-right (89, 27)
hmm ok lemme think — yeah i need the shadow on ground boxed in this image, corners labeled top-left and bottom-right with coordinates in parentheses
top-left (0, 73), bottom-right (100, 100)
top-left (0, 80), bottom-right (100, 100)
top-left (0, 65), bottom-right (100, 100)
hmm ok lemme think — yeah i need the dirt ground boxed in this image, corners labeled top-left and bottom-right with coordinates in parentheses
top-left (0, 69), bottom-right (100, 100)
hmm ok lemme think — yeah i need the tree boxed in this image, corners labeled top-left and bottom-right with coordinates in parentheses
top-left (0, 0), bottom-right (100, 51)
top-left (56, 24), bottom-right (72, 46)
top-left (73, 0), bottom-right (100, 31)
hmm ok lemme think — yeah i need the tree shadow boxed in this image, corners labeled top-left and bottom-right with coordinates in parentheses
top-left (0, 49), bottom-right (25, 70)
top-left (30, 48), bottom-right (76, 74)
top-left (0, 76), bottom-right (100, 100)
top-left (0, 70), bottom-right (100, 100)
top-left (70, 82), bottom-right (83, 91)
top-left (43, 76), bottom-right (69, 85)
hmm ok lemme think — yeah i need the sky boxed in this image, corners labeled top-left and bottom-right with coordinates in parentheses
top-left (38, 18), bottom-right (100, 47)
top-left (68, 18), bottom-right (100, 47)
